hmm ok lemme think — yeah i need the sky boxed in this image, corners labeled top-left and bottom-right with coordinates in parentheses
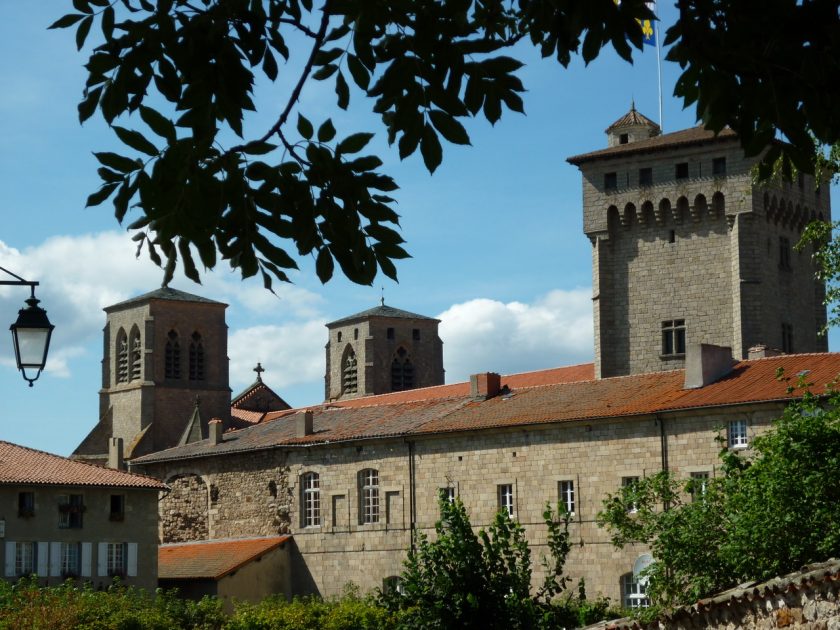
top-left (0, 3), bottom-right (836, 456)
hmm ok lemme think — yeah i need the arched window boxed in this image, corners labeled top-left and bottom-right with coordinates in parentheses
top-left (116, 328), bottom-right (129, 384)
top-left (129, 327), bottom-right (142, 381)
top-left (301, 472), bottom-right (320, 527)
top-left (391, 347), bottom-right (414, 391)
top-left (359, 468), bottom-right (379, 524)
top-left (165, 330), bottom-right (181, 379)
top-left (342, 347), bottom-right (358, 394)
top-left (189, 332), bottom-right (205, 381)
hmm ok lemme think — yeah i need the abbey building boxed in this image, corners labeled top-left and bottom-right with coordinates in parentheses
top-left (73, 106), bottom-right (835, 607)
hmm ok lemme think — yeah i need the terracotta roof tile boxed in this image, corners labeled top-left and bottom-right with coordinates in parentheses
top-left (133, 354), bottom-right (840, 465)
top-left (567, 126), bottom-right (738, 165)
top-left (605, 106), bottom-right (660, 133)
top-left (158, 536), bottom-right (290, 580)
top-left (0, 441), bottom-right (166, 489)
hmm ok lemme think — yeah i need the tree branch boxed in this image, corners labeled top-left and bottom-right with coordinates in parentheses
top-left (279, 17), bottom-right (319, 39)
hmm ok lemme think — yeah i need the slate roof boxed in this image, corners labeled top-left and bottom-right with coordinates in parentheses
top-left (105, 287), bottom-right (224, 311)
top-left (326, 304), bottom-right (439, 327)
top-left (567, 126), bottom-right (738, 165)
top-left (0, 441), bottom-right (166, 489)
top-left (158, 536), bottom-right (290, 580)
top-left (131, 354), bottom-right (840, 465)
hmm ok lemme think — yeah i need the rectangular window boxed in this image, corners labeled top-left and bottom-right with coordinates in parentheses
top-left (360, 469), bottom-right (379, 524)
top-left (604, 172), bottom-right (617, 191)
top-left (439, 487), bottom-right (456, 503)
top-left (619, 133), bottom-right (629, 145)
top-left (302, 473), bottom-right (321, 527)
top-left (675, 162), bottom-right (689, 180)
top-left (728, 419), bottom-right (748, 449)
top-left (638, 167), bottom-right (653, 187)
top-left (107, 542), bottom-right (126, 577)
top-left (15, 542), bottom-right (35, 577)
top-left (109, 495), bottom-right (125, 522)
top-left (558, 480), bottom-right (575, 516)
top-left (712, 157), bottom-right (726, 176)
top-left (18, 492), bottom-right (34, 518)
top-left (58, 494), bottom-right (84, 529)
top-left (622, 476), bottom-right (640, 513)
top-left (779, 236), bottom-right (792, 270)
top-left (61, 542), bottom-right (81, 577)
top-left (782, 323), bottom-right (794, 353)
top-left (690, 471), bottom-right (710, 501)
top-left (661, 320), bottom-right (686, 356)
top-left (498, 484), bottom-right (514, 517)
top-left (622, 573), bottom-right (650, 608)
top-left (386, 327), bottom-right (394, 340)
top-left (412, 328), bottom-right (420, 341)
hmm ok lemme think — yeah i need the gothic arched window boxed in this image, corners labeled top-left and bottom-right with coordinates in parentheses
top-left (189, 332), bottom-right (205, 381)
top-left (116, 328), bottom-right (128, 384)
top-left (129, 327), bottom-right (142, 381)
top-left (342, 347), bottom-right (358, 394)
top-left (391, 347), bottom-right (414, 391)
top-left (165, 330), bottom-right (181, 379)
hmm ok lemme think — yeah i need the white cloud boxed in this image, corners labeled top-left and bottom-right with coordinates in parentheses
top-left (437, 289), bottom-right (594, 383)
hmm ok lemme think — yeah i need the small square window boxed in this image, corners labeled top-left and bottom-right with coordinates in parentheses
top-left (639, 167), bottom-right (653, 187)
top-left (689, 471), bottom-right (709, 501)
top-left (412, 328), bottom-right (420, 341)
top-left (661, 320), bottom-right (686, 356)
top-left (109, 495), bottom-right (125, 522)
top-left (675, 162), bottom-right (689, 180)
top-left (619, 133), bottom-right (629, 145)
top-left (604, 172), bottom-right (617, 191)
top-left (498, 484), bottom-right (514, 517)
top-left (558, 480), bottom-right (575, 516)
top-left (18, 492), bottom-right (34, 518)
top-left (728, 419), bottom-right (748, 449)
top-left (386, 327), bottom-right (395, 340)
top-left (712, 157), bottom-right (726, 176)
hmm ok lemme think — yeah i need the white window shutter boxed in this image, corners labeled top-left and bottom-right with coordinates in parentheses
top-left (97, 542), bottom-right (108, 577)
top-left (4, 542), bottom-right (16, 577)
top-left (81, 543), bottom-right (92, 577)
top-left (49, 542), bottom-right (61, 577)
top-left (126, 543), bottom-right (138, 577)
top-left (37, 542), bottom-right (49, 577)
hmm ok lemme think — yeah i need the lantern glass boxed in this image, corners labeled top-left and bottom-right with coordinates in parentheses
top-left (9, 296), bottom-right (54, 386)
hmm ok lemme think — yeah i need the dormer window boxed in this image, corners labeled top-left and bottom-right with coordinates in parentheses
top-left (619, 133), bottom-right (629, 145)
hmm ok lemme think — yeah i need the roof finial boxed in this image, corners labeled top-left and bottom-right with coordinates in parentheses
top-left (380, 286), bottom-right (385, 307)
top-left (254, 362), bottom-right (265, 382)
top-left (630, 97), bottom-right (636, 112)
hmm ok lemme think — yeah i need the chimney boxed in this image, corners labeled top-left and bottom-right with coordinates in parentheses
top-left (470, 372), bottom-right (501, 401)
top-left (748, 344), bottom-right (783, 360)
top-left (209, 418), bottom-right (223, 445)
top-left (684, 344), bottom-right (734, 389)
top-left (297, 410), bottom-right (314, 438)
top-left (107, 437), bottom-right (124, 470)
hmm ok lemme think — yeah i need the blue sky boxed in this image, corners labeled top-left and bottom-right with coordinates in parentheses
top-left (1, 3), bottom-right (836, 456)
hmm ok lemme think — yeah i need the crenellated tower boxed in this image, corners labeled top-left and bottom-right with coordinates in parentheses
top-left (568, 105), bottom-right (830, 378)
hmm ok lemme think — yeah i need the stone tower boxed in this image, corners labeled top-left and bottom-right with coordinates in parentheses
top-left (567, 105), bottom-right (830, 379)
top-left (73, 288), bottom-right (231, 463)
top-left (324, 303), bottom-right (444, 401)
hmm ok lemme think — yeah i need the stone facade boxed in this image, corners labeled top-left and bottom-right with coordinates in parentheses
top-left (569, 116), bottom-right (831, 378)
top-left (324, 305), bottom-right (444, 400)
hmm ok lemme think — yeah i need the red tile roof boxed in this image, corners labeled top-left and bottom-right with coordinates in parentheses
top-left (133, 354), bottom-right (840, 465)
top-left (0, 441), bottom-right (166, 489)
top-left (158, 536), bottom-right (290, 580)
top-left (605, 106), bottom-right (660, 133)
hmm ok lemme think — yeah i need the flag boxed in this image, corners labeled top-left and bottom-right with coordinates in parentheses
top-left (615, 0), bottom-right (657, 47)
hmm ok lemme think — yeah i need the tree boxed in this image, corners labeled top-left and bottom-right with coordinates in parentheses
top-left (597, 380), bottom-right (840, 610)
top-left (51, 0), bottom-right (840, 288)
top-left (381, 496), bottom-right (575, 629)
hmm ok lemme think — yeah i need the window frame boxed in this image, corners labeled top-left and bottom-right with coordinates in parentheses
top-left (18, 492), bottom-right (34, 518)
top-left (604, 172), bottom-right (618, 191)
top-left (61, 542), bottom-right (81, 578)
top-left (638, 167), bottom-right (653, 187)
top-left (301, 472), bottom-right (321, 528)
top-left (689, 471), bottom-right (710, 501)
top-left (661, 319), bottom-right (686, 356)
top-left (15, 541), bottom-right (35, 577)
top-left (712, 156), bottom-right (727, 176)
top-left (107, 542), bottom-right (127, 577)
top-left (439, 486), bottom-right (456, 504)
top-left (109, 494), bottom-right (125, 522)
top-left (728, 419), bottom-right (748, 449)
top-left (498, 483), bottom-right (514, 517)
top-left (621, 476), bottom-right (640, 514)
top-left (558, 480), bottom-right (575, 516)
top-left (621, 572), bottom-right (650, 609)
top-left (58, 494), bottom-right (85, 529)
top-left (359, 469), bottom-right (380, 525)
top-left (675, 162), bottom-right (689, 180)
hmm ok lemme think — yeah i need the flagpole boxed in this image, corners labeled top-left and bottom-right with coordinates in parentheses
top-left (654, 2), bottom-right (663, 131)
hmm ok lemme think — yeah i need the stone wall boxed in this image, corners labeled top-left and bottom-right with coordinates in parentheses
top-left (161, 474), bottom-right (209, 543)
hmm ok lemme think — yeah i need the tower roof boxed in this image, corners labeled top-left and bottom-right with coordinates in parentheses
top-left (105, 287), bottom-right (225, 311)
top-left (604, 103), bottom-right (661, 134)
top-left (326, 304), bottom-right (439, 327)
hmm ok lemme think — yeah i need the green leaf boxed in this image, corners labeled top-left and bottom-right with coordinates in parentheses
top-left (85, 182), bottom-right (119, 207)
top-left (94, 152), bottom-right (140, 173)
top-left (242, 141), bottom-right (277, 155)
top-left (335, 70), bottom-right (349, 110)
top-left (315, 247), bottom-right (334, 283)
top-left (318, 119), bottom-right (336, 143)
top-left (113, 126), bottom-right (159, 156)
top-left (178, 239), bottom-right (201, 283)
top-left (420, 123), bottom-right (442, 173)
top-left (78, 86), bottom-right (102, 123)
top-left (297, 114), bottom-right (313, 140)
top-left (139, 106), bottom-right (176, 143)
top-left (312, 64), bottom-right (338, 81)
top-left (337, 133), bottom-right (374, 155)
top-left (76, 15), bottom-right (93, 50)
top-left (347, 54), bottom-right (370, 90)
top-left (72, 0), bottom-right (92, 14)
top-left (48, 13), bottom-right (85, 29)
top-left (101, 6), bottom-right (115, 40)
top-left (429, 110), bottom-right (471, 146)
top-left (263, 49), bottom-right (278, 81)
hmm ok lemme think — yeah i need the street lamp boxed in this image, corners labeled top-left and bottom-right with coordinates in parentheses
top-left (1, 266), bottom-right (54, 387)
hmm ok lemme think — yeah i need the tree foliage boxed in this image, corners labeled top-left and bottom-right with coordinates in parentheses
top-left (597, 383), bottom-right (840, 610)
top-left (50, 0), bottom-right (839, 288)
